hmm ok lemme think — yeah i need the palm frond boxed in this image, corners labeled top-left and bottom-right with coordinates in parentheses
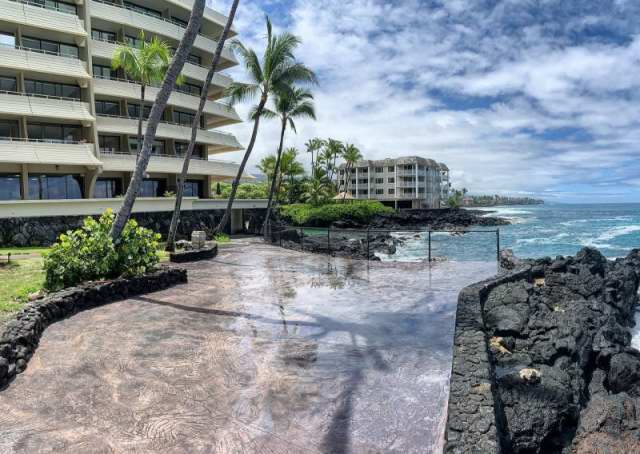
top-left (225, 82), bottom-right (260, 106)
top-left (288, 117), bottom-right (297, 134)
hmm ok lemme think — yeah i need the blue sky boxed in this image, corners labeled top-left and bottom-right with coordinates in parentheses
top-left (212, 0), bottom-right (640, 203)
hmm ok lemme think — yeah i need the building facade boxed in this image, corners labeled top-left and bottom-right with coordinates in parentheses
top-left (0, 0), bottom-right (246, 209)
top-left (438, 162), bottom-right (451, 203)
top-left (337, 156), bottom-right (445, 209)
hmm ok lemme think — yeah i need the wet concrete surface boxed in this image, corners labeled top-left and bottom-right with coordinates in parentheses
top-left (0, 239), bottom-right (495, 454)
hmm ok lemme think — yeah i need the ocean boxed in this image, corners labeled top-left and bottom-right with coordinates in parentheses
top-left (380, 203), bottom-right (640, 262)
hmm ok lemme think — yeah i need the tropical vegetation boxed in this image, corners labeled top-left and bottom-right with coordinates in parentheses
top-left (279, 201), bottom-right (394, 226)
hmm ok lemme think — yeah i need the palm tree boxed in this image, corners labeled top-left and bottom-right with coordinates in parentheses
top-left (302, 176), bottom-right (330, 207)
top-left (261, 87), bottom-right (316, 234)
top-left (111, 31), bottom-right (173, 158)
top-left (305, 138), bottom-right (325, 179)
top-left (258, 155), bottom-right (277, 182)
top-left (280, 147), bottom-right (305, 192)
top-left (324, 139), bottom-right (344, 183)
top-left (341, 143), bottom-right (362, 202)
top-left (110, 0), bottom-right (207, 240)
top-left (165, 0), bottom-right (240, 252)
top-left (214, 16), bottom-right (317, 235)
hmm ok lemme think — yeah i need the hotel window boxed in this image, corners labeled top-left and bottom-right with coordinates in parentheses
top-left (0, 174), bottom-right (21, 200)
top-left (129, 138), bottom-right (165, 155)
top-left (360, 168), bottom-right (368, 174)
top-left (99, 135), bottom-right (120, 152)
top-left (95, 100), bottom-right (120, 116)
top-left (22, 36), bottom-right (79, 58)
top-left (175, 141), bottom-right (203, 158)
top-left (388, 166), bottom-right (394, 172)
top-left (184, 180), bottom-right (203, 198)
top-left (350, 190), bottom-right (356, 196)
top-left (418, 176), bottom-right (425, 182)
top-left (93, 64), bottom-right (117, 80)
top-left (91, 29), bottom-right (116, 42)
top-left (94, 178), bottom-right (122, 198)
top-left (0, 76), bottom-right (16, 92)
top-left (0, 32), bottom-right (15, 48)
top-left (375, 178), bottom-right (384, 184)
top-left (25, 79), bottom-right (81, 100)
top-left (0, 120), bottom-right (19, 138)
top-left (28, 174), bottom-right (83, 200)
top-left (358, 178), bottom-right (367, 184)
top-left (388, 188), bottom-right (395, 195)
top-left (403, 188), bottom-right (414, 194)
top-left (128, 103), bottom-right (152, 120)
top-left (375, 167), bottom-right (383, 173)
top-left (359, 189), bottom-right (368, 195)
top-left (186, 54), bottom-right (202, 65)
top-left (124, 1), bottom-right (162, 18)
top-left (27, 123), bottom-right (82, 143)
top-left (375, 188), bottom-right (384, 195)
top-left (388, 177), bottom-right (395, 183)
top-left (351, 179), bottom-right (356, 185)
top-left (31, 0), bottom-right (77, 14)
top-left (139, 179), bottom-right (166, 197)
top-left (418, 188), bottom-right (425, 193)
top-left (177, 82), bottom-right (202, 96)
top-left (173, 110), bottom-right (203, 127)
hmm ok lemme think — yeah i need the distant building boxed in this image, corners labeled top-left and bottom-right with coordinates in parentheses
top-left (337, 156), bottom-right (445, 209)
top-left (438, 162), bottom-right (451, 202)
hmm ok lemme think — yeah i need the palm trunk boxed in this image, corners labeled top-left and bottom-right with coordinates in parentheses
top-left (138, 84), bottom-right (145, 155)
top-left (215, 95), bottom-right (267, 235)
top-left (262, 116), bottom-right (287, 237)
top-left (110, 0), bottom-right (206, 241)
top-left (342, 164), bottom-right (350, 202)
top-left (165, 0), bottom-right (240, 252)
top-left (310, 151), bottom-right (314, 179)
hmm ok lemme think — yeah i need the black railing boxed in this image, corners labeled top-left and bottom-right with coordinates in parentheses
top-left (267, 224), bottom-right (502, 262)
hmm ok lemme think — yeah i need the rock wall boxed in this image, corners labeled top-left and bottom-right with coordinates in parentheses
top-left (0, 208), bottom-right (266, 247)
top-left (445, 248), bottom-right (640, 454)
top-left (0, 267), bottom-right (187, 389)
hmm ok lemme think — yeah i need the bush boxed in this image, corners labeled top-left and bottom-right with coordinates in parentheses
top-left (212, 182), bottom-right (269, 199)
top-left (278, 201), bottom-right (394, 226)
top-left (44, 210), bottom-right (160, 291)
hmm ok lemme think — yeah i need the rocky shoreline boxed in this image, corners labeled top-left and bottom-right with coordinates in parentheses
top-left (446, 247), bottom-right (640, 453)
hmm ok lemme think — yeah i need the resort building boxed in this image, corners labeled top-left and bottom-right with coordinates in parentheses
top-left (438, 162), bottom-right (451, 202)
top-left (0, 0), bottom-right (249, 213)
top-left (337, 156), bottom-right (445, 209)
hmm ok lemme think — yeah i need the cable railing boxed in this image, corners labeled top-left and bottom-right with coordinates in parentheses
top-left (100, 149), bottom-right (206, 161)
top-left (0, 42), bottom-right (81, 60)
top-left (93, 74), bottom-right (202, 98)
top-left (0, 89), bottom-right (84, 104)
top-left (8, 0), bottom-right (78, 16)
top-left (0, 136), bottom-right (89, 145)
top-left (95, 113), bottom-right (237, 137)
top-left (91, 0), bottom-right (234, 50)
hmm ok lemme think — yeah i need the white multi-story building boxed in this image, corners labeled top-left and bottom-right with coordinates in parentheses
top-left (438, 162), bottom-right (451, 202)
top-left (0, 0), bottom-right (248, 213)
top-left (337, 156), bottom-right (444, 209)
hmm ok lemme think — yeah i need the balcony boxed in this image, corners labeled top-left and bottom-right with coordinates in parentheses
top-left (0, 139), bottom-right (100, 167)
top-left (0, 44), bottom-right (91, 81)
top-left (99, 151), bottom-right (240, 178)
top-left (2, 0), bottom-right (87, 43)
top-left (0, 91), bottom-right (94, 123)
top-left (93, 78), bottom-right (241, 126)
top-left (90, 39), bottom-right (233, 96)
top-left (167, 0), bottom-right (237, 36)
top-left (89, 0), bottom-right (238, 68)
top-left (96, 115), bottom-right (243, 152)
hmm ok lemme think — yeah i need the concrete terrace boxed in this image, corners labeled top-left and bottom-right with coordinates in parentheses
top-left (0, 239), bottom-right (495, 453)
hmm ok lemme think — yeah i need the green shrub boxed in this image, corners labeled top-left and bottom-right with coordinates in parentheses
top-left (44, 210), bottom-right (160, 291)
top-left (278, 201), bottom-right (394, 226)
top-left (214, 233), bottom-right (230, 243)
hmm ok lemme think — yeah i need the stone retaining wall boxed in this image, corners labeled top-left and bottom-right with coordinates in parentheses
top-left (0, 267), bottom-right (187, 389)
top-left (0, 208), bottom-right (266, 247)
top-left (445, 268), bottom-right (531, 453)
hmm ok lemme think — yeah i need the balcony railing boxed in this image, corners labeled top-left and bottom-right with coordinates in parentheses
top-left (0, 136), bottom-right (88, 145)
top-left (100, 149), bottom-right (206, 161)
top-left (0, 89), bottom-right (82, 103)
top-left (0, 42), bottom-right (81, 60)
top-left (95, 113), bottom-right (237, 138)
top-left (8, 0), bottom-right (77, 15)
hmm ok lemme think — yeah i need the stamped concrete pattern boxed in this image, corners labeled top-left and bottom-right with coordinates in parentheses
top-left (0, 239), bottom-right (494, 454)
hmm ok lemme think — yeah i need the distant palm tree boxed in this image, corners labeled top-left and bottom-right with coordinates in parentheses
top-left (341, 143), bottom-right (362, 202)
top-left (214, 16), bottom-right (317, 234)
top-left (165, 0), bottom-right (240, 252)
top-left (280, 147), bottom-right (305, 191)
top-left (258, 155), bottom-right (277, 182)
top-left (305, 138), bottom-right (325, 179)
top-left (262, 88), bottom-right (316, 234)
top-left (324, 139), bottom-right (344, 183)
top-left (109, 1), bottom-right (206, 240)
top-left (112, 31), bottom-right (173, 157)
top-left (302, 176), bottom-right (330, 207)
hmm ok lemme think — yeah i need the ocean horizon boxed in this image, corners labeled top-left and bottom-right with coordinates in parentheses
top-left (381, 203), bottom-right (640, 262)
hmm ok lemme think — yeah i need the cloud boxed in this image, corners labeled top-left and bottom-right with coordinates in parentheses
top-left (213, 0), bottom-right (640, 202)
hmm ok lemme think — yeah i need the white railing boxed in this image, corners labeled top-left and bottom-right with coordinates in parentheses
top-left (96, 113), bottom-right (237, 137)
top-left (0, 89), bottom-right (83, 103)
top-left (0, 42), bottom-right (81, 60)
top-left (0, 136), bottom-right (88, 145)
top-left (8, 0), bottom-right (77, 16)
top-left (100, 149), bottom-right (206, 161)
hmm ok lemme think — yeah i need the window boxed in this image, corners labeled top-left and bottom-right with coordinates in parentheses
top-left (350, 190), bottom-right (356, 196)
top-left (418, 187), bottom-right (425, 193)
top-left (28, 174), bottom-right (83, 200)
top-left (388, 177), bottom-right (395, 183)
top-left (388, 188), bottom-right (395, 195)
top-left (177, 82), bottom-right (202, 96)
top-left (351, 179), bottom-right (356, 185)
top-left (125, 35), bottom-right (144, 49)
top-left (375, 167), bottom-right (383, 173)
top-left (94, 178), bottom-right (122, 198)
top-left (129, 138), bottom-right (165, 155)
top-left (139, 179), bottom-right (166, 197)
top-left (25, 79), bottom-right (81, 99)
top-left (388, 166), bottom-right (394, 172)
top-left (403, 188), bottom-right (414, 194)
top-left (186, 54), bottom-right (202, 65)
top-left (98, 135), bottom-right (120, 152)
top-left (31, 0), bottom-right (77, 14)
top-left (184, 180), bottom-right (202, 198)
top-left (91, 29), bottom-right (116, 42)
top-left (93, 64), bottom-right (117, 80)
top-left (375, 178), bottom-right (384, 184)
top-left (27, 123), bottom-right (82, 142)
top-left (418, 176), bottom-right (425, 182)
top-left (358, 178), bottom-right (367, 184)
top-left (0, 120), bottom-right (19, 138)
top-left (0, 76), bottom-right (16, 92)
top-left (175, 141), bottom-right (203, 158)
top-left (22, 36), bottom-right (79, 58)
top-left (96, 100), bottom-right (120, 116)
top-left (360, 168), bottom-right (368, 173)
top-left (124, 1), bottom-right (162, 18)
top-left (128, 103), bottom-right (152, 120)
top-left (339, 170), bottom-right (344, 176)
top-left (173, 110), bottom-right (202, 127)
top-left (359, 189), bottom-right (368, 195)
top-left (375, 188), bottom-right (384, 195)
top-left (0, 32), bottom-right (15, 48)
top-left (0, 174), bottom-right (21, 200)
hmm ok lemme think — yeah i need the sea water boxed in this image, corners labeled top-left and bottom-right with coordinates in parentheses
top-left (379, 203), bottom-right (640, 262)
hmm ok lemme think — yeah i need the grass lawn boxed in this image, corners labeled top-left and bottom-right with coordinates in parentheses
top-left (0, 257), bottom-right (45, 321)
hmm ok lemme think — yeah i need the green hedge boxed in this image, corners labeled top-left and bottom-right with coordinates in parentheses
top-left (278, 201), bottom-right (394, 226)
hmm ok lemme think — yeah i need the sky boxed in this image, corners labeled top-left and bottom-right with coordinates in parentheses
top-left (209, 0), bottom-right (640, 203)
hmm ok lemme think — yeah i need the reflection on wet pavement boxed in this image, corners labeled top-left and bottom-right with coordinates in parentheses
top-left (0, 239), bottom-right (495, 453)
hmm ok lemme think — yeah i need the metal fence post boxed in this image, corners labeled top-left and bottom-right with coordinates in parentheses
top-left (366, 227), bottom-right (370, 260)
top-left (428, 230), bottom-right (432, 262)
top-left (300, 228), bottom-right (304, 251)
top-left (496, 228), bottom-right (500, 263)
top-left (327, 227), bottom-right (331, 255)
